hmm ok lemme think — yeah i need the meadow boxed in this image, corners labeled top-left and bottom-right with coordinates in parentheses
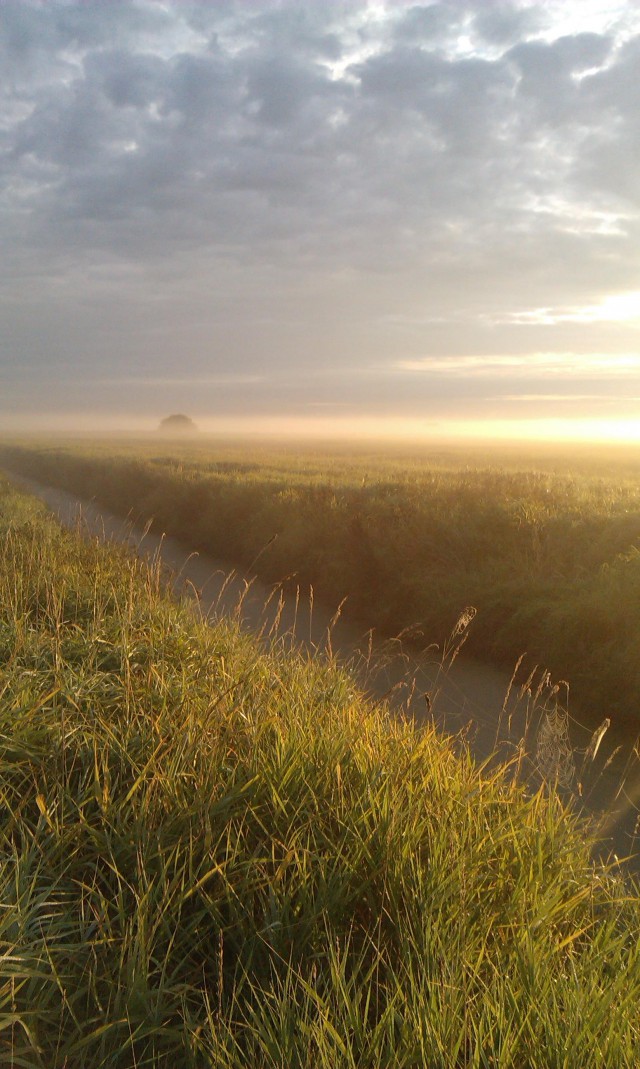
top-left (3, 473), bottom-right (640, 1066)
top-left (2, 437), bottom-right (640, 729)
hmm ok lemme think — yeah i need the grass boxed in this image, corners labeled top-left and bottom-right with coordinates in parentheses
top-left (3, 437), bottom-right (640, 726)
top-left (2, 475), bottom-right (640, 1066)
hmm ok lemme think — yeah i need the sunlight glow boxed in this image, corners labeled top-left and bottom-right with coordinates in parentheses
top-left (5, 411), bottom-right (640, 446)
top-left (503, 292), bottom-right (640, 326)
top-left (396, 352), bottom-right (640, 376)
top-left (166, 414), bottom-right (640, 445)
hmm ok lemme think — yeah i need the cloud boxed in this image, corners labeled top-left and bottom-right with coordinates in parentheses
top-left (104, 374), bottom-right (266, 387)
top-left (396, 353), bottom-right (640, 376)
top-left (1, 0), bottom-right (639, 425)
top-left (493, 393), bottom-right (640, 402)
top-left (484, 292), bottom-right (640, 325)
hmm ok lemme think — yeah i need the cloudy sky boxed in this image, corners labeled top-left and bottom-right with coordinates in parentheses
top-left (2, 0), bottom-right (640, 439)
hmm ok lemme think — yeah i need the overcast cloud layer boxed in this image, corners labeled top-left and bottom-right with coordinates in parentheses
top-left (1, 0), bottom-right (640, 435)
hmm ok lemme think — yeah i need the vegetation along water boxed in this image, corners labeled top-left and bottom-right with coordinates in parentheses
top-left (3, 470), bottom-right (640, 1066)
top-left (3, 438), bottom-right (640, 730)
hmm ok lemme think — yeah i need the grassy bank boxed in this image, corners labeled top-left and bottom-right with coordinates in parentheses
top-left (2, 475), bottom-right (640, 1066)
top-left (3, 440), bottom-right (640, 727)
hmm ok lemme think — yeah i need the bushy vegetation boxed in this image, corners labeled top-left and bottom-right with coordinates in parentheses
top-left (2, 475), bottom-right (640, 1066)
top-left (3, 439), bottom-right (640, 726)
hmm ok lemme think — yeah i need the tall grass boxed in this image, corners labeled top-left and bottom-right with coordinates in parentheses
top-left (2, 476), bottom-right (640, 1066)
top-left (3, 440), bottom-right (640, 725)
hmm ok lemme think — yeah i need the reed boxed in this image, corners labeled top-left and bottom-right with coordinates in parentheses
top-left (3, 439), bottom-right (640, 725)
top-left (2, 475), bottom-right (640, 1067)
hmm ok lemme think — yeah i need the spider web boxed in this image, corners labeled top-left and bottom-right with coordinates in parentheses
top-left (536, 702), bottom-right (575, 789)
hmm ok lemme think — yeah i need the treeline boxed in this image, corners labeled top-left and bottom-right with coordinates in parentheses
top-left (3, 442), bottom-right (640, 726)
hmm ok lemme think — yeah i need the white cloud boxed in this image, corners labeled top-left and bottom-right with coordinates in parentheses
top-left (396, 352), bottom-right (640, 375)
top-left (492, 393), bottom-right (640, 401)
top-left (495, 293), bottom-right (640, 326)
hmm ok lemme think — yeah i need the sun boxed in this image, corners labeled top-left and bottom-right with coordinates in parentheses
top-left (595, 292), bottom-right (640, 324)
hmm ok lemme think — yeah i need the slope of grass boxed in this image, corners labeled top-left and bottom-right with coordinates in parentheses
top-left (1, 476), bottom-right (640, 1067)
top-left (3, 440), bottom-right (640, 725)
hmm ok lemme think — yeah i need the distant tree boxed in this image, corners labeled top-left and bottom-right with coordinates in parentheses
top-left (158, 414), bottom-right (198, 435)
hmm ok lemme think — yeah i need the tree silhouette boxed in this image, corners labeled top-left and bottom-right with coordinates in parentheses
top-left (158, 414), bottom-right (198, 434)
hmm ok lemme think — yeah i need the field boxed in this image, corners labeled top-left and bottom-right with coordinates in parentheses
top-left (3, 472), bottom-right (640, 1066)
top-left (3, 437), bottom-right (640, 731)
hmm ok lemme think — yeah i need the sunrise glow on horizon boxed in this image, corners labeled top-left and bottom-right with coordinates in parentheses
top-left (1, 1), bottom-right (639, 441)
top-left (5, 412), bottom-right (640, 449)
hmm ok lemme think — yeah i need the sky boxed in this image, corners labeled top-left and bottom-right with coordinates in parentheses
top-left (1, 0), bottom-right (640, 441)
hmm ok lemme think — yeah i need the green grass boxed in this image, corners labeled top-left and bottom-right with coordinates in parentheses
top-left (2, 475), bottom-right (640, 1066)
top-left (3, 438), bottom-right (640, 726)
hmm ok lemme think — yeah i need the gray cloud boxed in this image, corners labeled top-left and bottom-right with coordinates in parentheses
top-left (1, 0), bottom-right (639, 431)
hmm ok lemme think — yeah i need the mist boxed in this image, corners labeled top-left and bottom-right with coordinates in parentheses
top-left (4, 410), bottom-right (640, 448)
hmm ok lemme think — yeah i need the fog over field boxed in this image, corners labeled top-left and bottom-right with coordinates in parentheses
top-left (2, 0), bottom-right (640, 440)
